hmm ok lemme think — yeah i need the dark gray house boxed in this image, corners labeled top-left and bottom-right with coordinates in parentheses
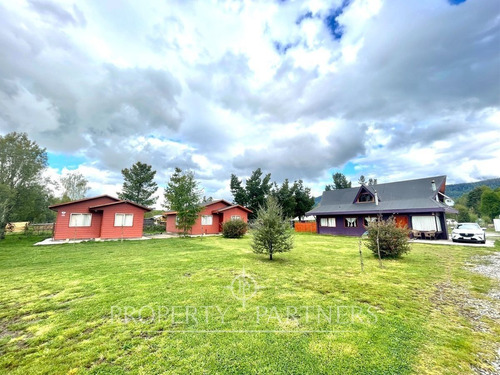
top-left (307, 175), bottom-right (458, 239)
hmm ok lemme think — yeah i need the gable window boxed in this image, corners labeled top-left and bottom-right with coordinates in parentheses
top-left (201, 215), bottom-right (213, 225)
top-left (358, 193), bottom-right (373, 203)
top-left (344, 217), bottom-right (358, 228)
top-left (69, 213), bottom-right (92, 227)
top-left (320, 218), bottom-right (336, 227)
top-left (231, 215), bottom-right (241, 221)
top-left (114, 213), bottom-right (134, 227)
top-left (364, 216), bottom-right (377, 227)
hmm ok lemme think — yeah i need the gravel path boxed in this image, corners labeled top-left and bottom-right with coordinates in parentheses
top-left (467, 252), bottom-right (500, 375)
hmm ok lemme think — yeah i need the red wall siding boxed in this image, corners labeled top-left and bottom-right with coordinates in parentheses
top-left (221, 207), bottom-right (249, 224)
top-left (165, 202), bottom-right (233, 235)
top-left (99, 203), bottom-right (147, 239)
top-left (52, 197), bottom-right (115, 240)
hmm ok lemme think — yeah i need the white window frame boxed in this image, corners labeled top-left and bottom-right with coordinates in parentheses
top-left (114, 213), bottom-right (134, 227)
top-left (69, 213), bottom-right (92, 227)
top-left (201, 215), bottom-right (213, 226)
top-left (344, 217), bottom-right (358, 228)
top-left (231, 215), bottom-right (241, 221)
top-left (320, 218), bottom-right (336, 227)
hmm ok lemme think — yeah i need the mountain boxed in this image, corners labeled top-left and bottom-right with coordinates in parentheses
top-left (445, 178), bottom-right (500, 199)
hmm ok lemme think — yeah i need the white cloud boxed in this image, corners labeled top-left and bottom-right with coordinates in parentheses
top-left (1, 0), bottom-right (499, 203)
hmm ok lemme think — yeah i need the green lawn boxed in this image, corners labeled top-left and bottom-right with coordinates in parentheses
top-left (0, 233), bottom-right (499, 374)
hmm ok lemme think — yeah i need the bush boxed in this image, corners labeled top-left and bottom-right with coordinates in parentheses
top-left (143, 224), bottom-right (165, 234)
top-left (365, 217), bottom-right (411, 258)
top-left (222, 219), bottom-right (248, 238)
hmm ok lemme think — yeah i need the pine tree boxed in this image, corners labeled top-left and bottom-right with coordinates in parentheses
top-left (252, 196), bottom-right (293, 260)
top-left (118, 162), bottom-right (158, 207)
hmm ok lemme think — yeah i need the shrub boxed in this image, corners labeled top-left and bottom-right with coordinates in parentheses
top-left (365, 217), bottom-right (411, 258)
top-left (222, 219), bottom-right (248, 238)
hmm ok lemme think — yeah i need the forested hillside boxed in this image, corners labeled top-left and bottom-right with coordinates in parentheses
top-left (446, 178), bottom-right (500, 199)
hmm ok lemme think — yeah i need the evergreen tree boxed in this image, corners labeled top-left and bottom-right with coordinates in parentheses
top-left (272, 179), bottom-right (296, 219)
top-left (325, 172), bottom-right (351, 190)
top-left (164, 167), bottom-right (202, 235)
top-left (230, 174), bottom-right (248, 206)
top-left (252, 196), bottom-right (293, 260)
top-left (118, 161), bottom-right (158, 207)
top-left (291, 180), bottom-right (315, 220)
top-left (358, 175), bottom-right (367, 185)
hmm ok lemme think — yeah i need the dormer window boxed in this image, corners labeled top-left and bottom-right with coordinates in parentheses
top-left (358, 193), bottom-right (374, 203)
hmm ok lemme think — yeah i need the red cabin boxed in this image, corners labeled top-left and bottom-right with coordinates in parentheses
top-left (49, 195), bottom-right (152, 240)
top-left (164, 199), bottom-right (252, 235)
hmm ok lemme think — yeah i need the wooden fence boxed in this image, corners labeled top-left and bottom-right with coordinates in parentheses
top-left (294, 222), bottom-right (317, 233)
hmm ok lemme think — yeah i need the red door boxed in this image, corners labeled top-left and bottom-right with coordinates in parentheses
top-left (395, 215), bottom-right (409, 229)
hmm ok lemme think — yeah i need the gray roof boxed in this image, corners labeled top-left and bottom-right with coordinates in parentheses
top-left (307, 175), bottom-right (457, 216)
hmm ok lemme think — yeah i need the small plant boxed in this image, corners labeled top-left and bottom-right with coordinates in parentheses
top-left (252, 196), bottom-right (293, 260)
top-left (366, 217), bottom-right (411, 258)
top-left (222, 219), bottom-right (248, 238)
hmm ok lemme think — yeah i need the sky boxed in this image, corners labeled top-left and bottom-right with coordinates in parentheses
top-left (0, 0), bottom-right (499, 208)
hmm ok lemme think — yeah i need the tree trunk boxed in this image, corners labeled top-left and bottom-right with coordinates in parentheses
top-left (270, 252), bottom-right (273, 260)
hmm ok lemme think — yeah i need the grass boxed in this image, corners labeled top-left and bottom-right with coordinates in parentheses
top-left (0, 233), bottom-right (499, 374)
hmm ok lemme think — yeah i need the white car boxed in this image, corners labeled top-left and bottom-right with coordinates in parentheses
top-left (451, 223), bottom-right (486, 244)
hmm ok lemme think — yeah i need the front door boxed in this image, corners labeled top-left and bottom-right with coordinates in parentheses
top-left (395, 215), bottom-right (409, 229)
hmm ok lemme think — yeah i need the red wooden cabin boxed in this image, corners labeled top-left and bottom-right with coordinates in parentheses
top-left (49, 195), bottom-right (151, 240)
top-left (164, 199), bottom-right (251, 235)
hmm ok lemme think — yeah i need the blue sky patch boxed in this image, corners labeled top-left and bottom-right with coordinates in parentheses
top-left (325, 0), bottom-right (351, 40)
top-left (448, 0), bottom-right (467, 5)
top-left (48, 152), bottom-right (87, 171)
top-left (273, 41), bottom-right (294, 55)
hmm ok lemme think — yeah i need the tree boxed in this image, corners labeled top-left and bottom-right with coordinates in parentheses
top-left (358, 175), bottom-right (367, 185)
top-left (230, 174), bottom-right (248, 206)
top-left (251, 196), bottom-right (293, 260)
top-left (164, 167), bottom-right (202, 235)
top-left (9, 181), bottom-right (56, 223)
top-left (291, 180), bottom-right (315, 220)
top-left (326, 172), bottom-right (351, 190)
top-left (272, 179), bottom-right (296, 219)
top-left (365, 217), bottom-right (411, 258)
top-left (60, 172), bottom-right (90, 201)
top-left (230, 168), bottom-right (272, 220)
top-left (0, 132), bottom-right (48, 239)
top-left (368, 178), bottom-right (377, 186)
top-left (118, 162), bottom-right (158, 207)
top-left (480, 189), bottom-right (500, 220)
top-left (466, 186), bottom-right (488, 214)
top-left (455, 204), bottom-right (471, 222)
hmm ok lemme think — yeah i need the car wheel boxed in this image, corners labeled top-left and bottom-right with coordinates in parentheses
top-left (452, 239), bottom-right (457, 243)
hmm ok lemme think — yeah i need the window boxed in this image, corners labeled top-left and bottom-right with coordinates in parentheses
top-left (69, 213), bottom-right (92, 227)
top-left (201, 215), bottom-right (213, 225)
top-left (320, 218), bottom-right (336, 227)
top-left (364, 216), bottom-right (377, 227)
top-left (411, 215), bottom-right (441, 231)
top-left (344, 217), bottom-right (358, 228)
top-left (231, 215), bottom-right (241, 221)
top-left (114, 213), bottom-right (134, 227)
top-left (358, 193), bottom-right (373, 203)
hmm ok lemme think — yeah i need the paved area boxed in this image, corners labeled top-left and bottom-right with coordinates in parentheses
top-left (34, 237), bottom-right (151, 246)
top-left (412, 238), bottom-right (495, 247)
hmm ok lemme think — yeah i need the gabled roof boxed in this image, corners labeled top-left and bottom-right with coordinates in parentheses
top-left (163, 199), bottom-right (251, 216)
top-left (201, 199), bottom-right (232, 207)
top-left (212, 204), bottom-right (253, 214)
top-left (89, 200), bottom-right (152, 212)
top-left (307, 175), bottom-right (457, 216)
top-left (48, 195), bottom-right (119, 210)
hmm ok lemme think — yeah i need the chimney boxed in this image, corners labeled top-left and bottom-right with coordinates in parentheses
top-left (431, 180), bottom-right (436, 191)
top-left (374, 190), bottom-right (379, 206)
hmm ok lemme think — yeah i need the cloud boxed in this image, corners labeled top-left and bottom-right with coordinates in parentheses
top-left (1, 0), bottom-right (499, 204)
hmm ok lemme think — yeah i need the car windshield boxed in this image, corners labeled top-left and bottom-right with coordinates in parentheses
top-left (456, 223), bottom-right (480, 230)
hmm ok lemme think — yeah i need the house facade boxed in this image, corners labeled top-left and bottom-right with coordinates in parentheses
top-left (164, 199), bottom-right (251, 235)
top-left (49, 195), bottom-right (151, 240)
top-left (307, 176), bottom-right (458, 240)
